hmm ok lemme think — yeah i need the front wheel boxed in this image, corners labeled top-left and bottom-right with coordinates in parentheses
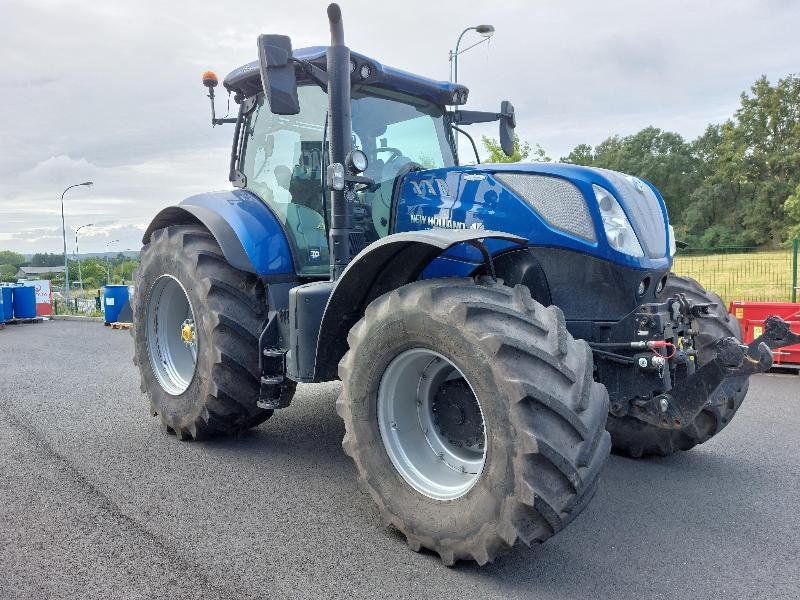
top-left (337, 277), bottom-right (610, 565)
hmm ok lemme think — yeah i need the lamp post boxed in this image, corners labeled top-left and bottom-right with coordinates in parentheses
top-left (105, 239), bottom-right (119, 284)
top-left (60, 182), bottom-right (93, 303)
top-left (75, 223), bottom-right (93, 294)
top-left (449, 24), bottom-right (495, 83)
top-left (449, 24), bottom-right (495, 156)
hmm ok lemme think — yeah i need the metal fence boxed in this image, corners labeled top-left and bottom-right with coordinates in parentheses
top-left (52, 295), bottom-right (102, 316)
top-left (672, 240), bottom-right (799, 303)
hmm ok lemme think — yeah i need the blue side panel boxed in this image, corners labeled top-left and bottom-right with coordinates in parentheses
top-left (181, 190), bottom-right (294, 276)
top-left (421, 255), bottom-right (482, 279)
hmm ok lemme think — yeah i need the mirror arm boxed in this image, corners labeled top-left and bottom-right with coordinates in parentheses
top-left (293, 58), bottom-right (329, 91)
top-left (450, 110), bottom-right (502, 125)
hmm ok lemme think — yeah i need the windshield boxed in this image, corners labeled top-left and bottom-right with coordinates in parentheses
top-left (351, 89), bottom-right (455, 239)
top-left (239, 86), bottom-right (454, 275)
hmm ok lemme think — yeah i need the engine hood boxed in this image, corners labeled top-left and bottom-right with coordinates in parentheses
top-left (394, 161), bottom-right (671, 271)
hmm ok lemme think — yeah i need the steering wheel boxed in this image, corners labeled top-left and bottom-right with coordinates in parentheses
top-left (376, 146), bottom-right (403, 162)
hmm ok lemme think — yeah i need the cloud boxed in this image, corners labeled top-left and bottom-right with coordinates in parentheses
top-left (17, 155), bottom-right (99, 186)
top-left (0, 0), bottom-right (798, 254)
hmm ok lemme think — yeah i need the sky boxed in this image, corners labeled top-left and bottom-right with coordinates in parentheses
top-left (1, 0), bottom-right (798, 254)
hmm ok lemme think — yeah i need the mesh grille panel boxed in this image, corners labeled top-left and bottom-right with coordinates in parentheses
top-left (494, 173), bottom-right (596, 242)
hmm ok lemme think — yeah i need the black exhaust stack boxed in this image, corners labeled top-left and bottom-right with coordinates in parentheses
top-left (326, 3), bottom-right (354, 280)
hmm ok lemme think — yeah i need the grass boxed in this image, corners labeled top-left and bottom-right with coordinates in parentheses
top-left (672, 249), bottom-right (796, 303)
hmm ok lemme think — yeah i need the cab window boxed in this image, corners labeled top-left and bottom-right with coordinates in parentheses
top-left (240, 86), bottom-right (329, 276)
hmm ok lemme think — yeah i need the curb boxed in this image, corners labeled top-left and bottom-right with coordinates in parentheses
top-left (49, 315), bottom-right (105, 323)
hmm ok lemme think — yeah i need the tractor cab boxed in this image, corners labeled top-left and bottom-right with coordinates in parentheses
top-left (217, 47), bottom-right (511, 277)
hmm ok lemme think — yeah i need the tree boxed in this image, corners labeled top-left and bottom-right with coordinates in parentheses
top-left (481, 134), bottom-right (550, 164)
top-left (785, 183), bottom-right (800, 241)
top-left (113, 259), bottom-right (140, 284)
top-left (77, 257), bottom-right (109, 291)
top-left (30, 252), bottom-right (64, 267)
top-left (0, 264), bottom-right (17, 282)
top-left (0, 250), bottom-right (25, 268)
top-left (680, 75), bottom-right (800, 247)
top-left (561, 143), bottom-right (594, 166)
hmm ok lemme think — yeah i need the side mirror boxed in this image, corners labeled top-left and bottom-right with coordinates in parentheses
top-left (499, 100), bottom-right (516, 157)
top-left (257, 34), bottom-right (300, 115)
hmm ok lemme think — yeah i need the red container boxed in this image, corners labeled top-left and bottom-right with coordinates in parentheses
top-left (729, 301), bottom-right (800, 366)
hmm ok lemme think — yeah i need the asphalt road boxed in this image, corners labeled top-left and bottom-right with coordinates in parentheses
top-left (1, 320), bottom-right (798, 600)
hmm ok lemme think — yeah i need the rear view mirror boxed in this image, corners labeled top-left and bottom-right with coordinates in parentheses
top-left (499, 100), bottom-right (516, 157)
top-left (257, 34), bottom-right (300, 115)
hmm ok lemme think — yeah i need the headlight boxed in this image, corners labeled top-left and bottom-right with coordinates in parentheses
top-left (668, 225), bottom-right (677, 257)
top-left (593, 184), bottom-right (644, 257)
top-left (346, 149), bottom-right (368, 174)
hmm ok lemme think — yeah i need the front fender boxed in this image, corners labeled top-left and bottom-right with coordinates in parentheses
top-left (313, 229), bottom-right (526, 381)
top-left (142, 189), bottom-right (295, 278)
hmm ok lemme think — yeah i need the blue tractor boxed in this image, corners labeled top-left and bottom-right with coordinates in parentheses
top-left (132, 4), bottom-right (799, 565)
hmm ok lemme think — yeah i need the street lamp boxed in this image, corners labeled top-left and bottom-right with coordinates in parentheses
top-left (75, 223), bottom-right (94, 294)
top-left (105, 239), bottom-right (119, 284)
top-left (60, 181), bottom-right (93, 303)
top-left (449, 24), bottom-right (495, 83)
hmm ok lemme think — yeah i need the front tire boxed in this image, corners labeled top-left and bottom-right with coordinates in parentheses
top-left (607, 275), bottom-right (749, 458)
top-left (337, 277), bottom-right (610, 565)
top-left (132, 225), bottom-right (286, 439)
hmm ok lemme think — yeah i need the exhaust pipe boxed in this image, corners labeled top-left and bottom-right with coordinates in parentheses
top-left (326, 3), bottom-right (353, 280)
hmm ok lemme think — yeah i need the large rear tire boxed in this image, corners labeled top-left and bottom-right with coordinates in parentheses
top-left (337, 277), bottom-right (610, 565)
top-left (132, 225), bottom-right (289, 439)
top-left (607, 274), bottom-right (749, 458)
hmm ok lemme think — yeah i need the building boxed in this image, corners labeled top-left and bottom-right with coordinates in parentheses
top-left (15, 266), bottom-right (66, 280)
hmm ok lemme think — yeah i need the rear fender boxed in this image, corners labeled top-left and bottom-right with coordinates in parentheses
top-left (312, 229), bottom-right (526, 381)
top-left (142, 190), bottom-right (295, 279)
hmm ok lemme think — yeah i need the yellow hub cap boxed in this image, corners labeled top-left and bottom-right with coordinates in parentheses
top-left (181, 320), bottom-right (195, 344)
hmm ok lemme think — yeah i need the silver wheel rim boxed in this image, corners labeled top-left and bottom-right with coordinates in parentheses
top-left (377, 348), bottom-right (487, 501)
top-left (146, 275), bottom-right (198, 396)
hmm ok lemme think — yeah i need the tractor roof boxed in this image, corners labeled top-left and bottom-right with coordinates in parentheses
top-left (223, 46), bottom-right (468, 107)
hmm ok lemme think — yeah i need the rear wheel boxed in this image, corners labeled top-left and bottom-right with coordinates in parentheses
top-left (607, 275), bottom-right (749, 458)
top-left (132, 225), bottom-right (290, 439)
top-left (337, 277), bottom-right (610, 565)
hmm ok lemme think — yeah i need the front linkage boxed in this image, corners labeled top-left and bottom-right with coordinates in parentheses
top-left (594, 297), bottom-right (800, 430)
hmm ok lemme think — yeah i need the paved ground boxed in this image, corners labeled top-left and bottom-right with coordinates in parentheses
top-left (1, 320), bottom-right (798, 600)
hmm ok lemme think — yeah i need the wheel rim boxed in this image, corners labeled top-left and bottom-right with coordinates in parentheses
top-left (146, 275), bottom-right (198, 396)
top-left (377, 348), bottom-right (487, 501)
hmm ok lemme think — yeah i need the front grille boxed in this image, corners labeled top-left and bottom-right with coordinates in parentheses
top-left (494, 173), bottom-right (596, 242)
top-left (595, 168), bottom-right (667, 259)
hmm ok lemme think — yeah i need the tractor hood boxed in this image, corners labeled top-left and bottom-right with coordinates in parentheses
top-left (394, 162), bottom-right (672, 271)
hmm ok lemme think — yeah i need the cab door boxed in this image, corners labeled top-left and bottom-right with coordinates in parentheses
top-left (239, 86), bottom-right (330, 276)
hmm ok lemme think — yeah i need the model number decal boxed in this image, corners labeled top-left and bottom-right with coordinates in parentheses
top-left (409, 178), bottom-right (450, 198)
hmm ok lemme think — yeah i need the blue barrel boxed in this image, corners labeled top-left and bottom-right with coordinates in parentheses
top-left (103, 284), bottom-right (131, 324)
top-left (12, 285), bottom-right (37, 319)
top-left (1, 287), bottom-right (12, 321)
